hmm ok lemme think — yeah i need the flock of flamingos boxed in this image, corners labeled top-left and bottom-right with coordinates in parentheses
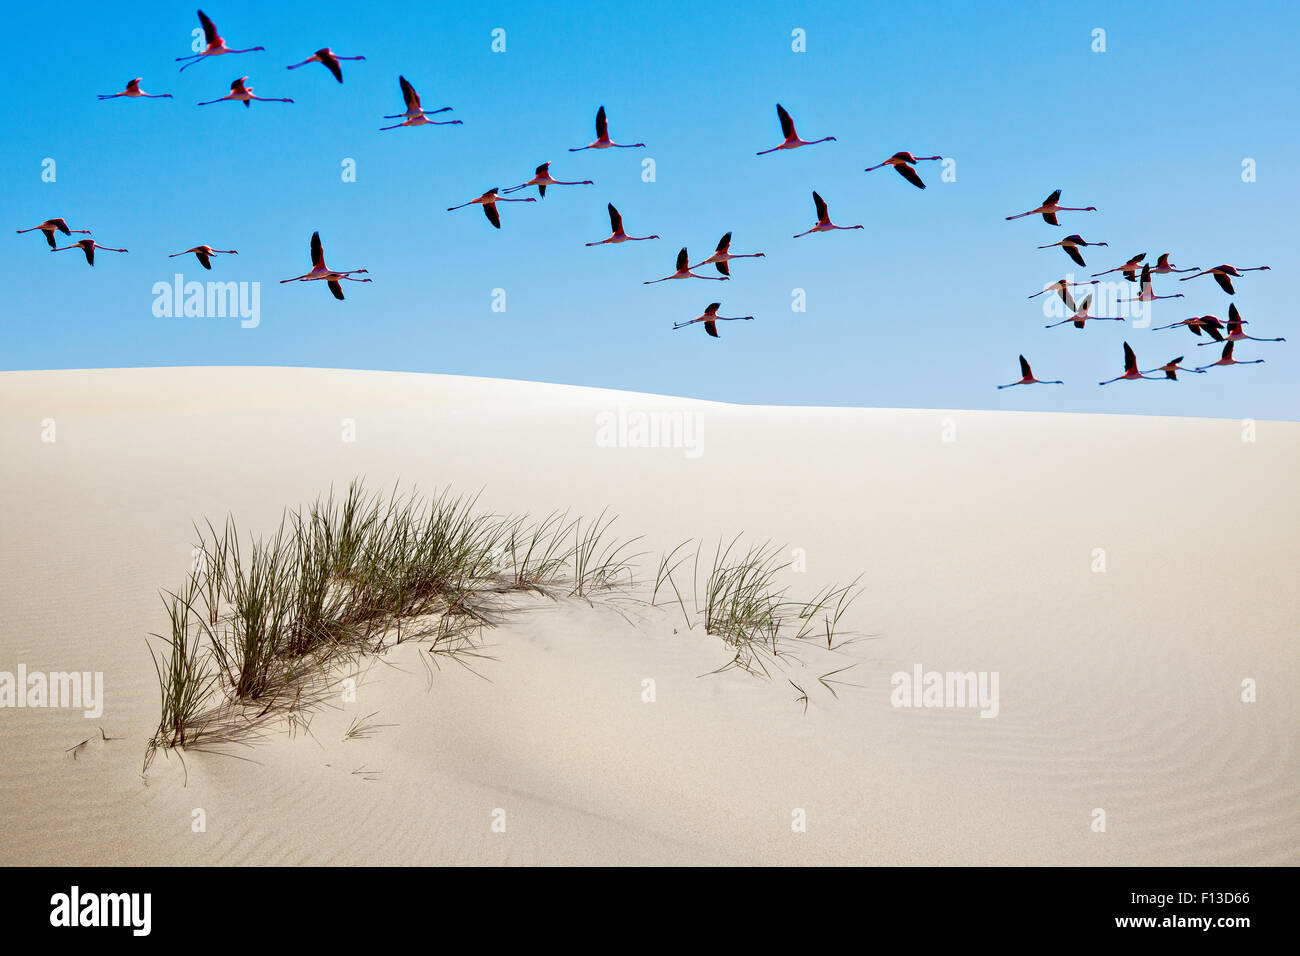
top-left (15, 10), bottom-right (1281, 385)
top-left (998, 192), bottom-right (1277, 387)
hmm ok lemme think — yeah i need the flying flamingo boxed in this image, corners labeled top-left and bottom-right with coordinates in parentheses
top-left (16, 219), bottom-right (90, 249)
top-left (380, 76), bottom-right (459, 129)
top-left (198, 77), bottom-right (293, 107)
top-left (569, 106), bottom-right (644, 151)
top-left (1045, 293), bottom-right (1122, 329)
top-left (1196, 341), bottom-right (1265, 371)
top-left (1099, 342), bottom-right (1160, 385)
top-left (287, 48), bottom-right (365, 83)
top-left (1006, 189), bottom-right (1096, 225)
top-left (50, 238), bottom-right (127, 266)
top-left (644, 248), bottom-right (728, 284)
top-left (1197, 303), bottom-right (1285, 346)
top-left (176, 10), bottom-right (264, 72)
top-left (1092, 253), bottom-right (1146, 282)
top-left (863, 151), bottom-right (942, 189)
top-left (1152, 314), bottom-right (1226, 341)
top-left (689, 232), bottom-right (765, 276)
top-left (169, 245), bottom-right (238, 269)
top-left (757, 104), bottom-right (835, 155)
top-left (98, 78), bottom-right (172, 100)
top-left (446, 189), bottom-right (535, 229)
top-left (585, 204), bottom-right (658, 246)
top-left (672, 302), bottom-right (754, 338)
top-left (1149, 252), bottom-right (1198, 275)
top-left (1179, 264), bottom-right (1271, 295)
top-left (1119, 263), bottom-right (1184, 302)
top-left (1038, 234), bottom-right (1107, 268)
top-left (1141, 356), bottom-right (1206, 380)
top-left (997, 355), bottom-right (1063, 389)
top-left (793, 191), bottom-right (863, 238)
top-left (501, 162), bottom-right (593, 198)
top-left (1027, 277), bottom-right (1097, 312)
top-left (279, 232), bottom-right (369, 300)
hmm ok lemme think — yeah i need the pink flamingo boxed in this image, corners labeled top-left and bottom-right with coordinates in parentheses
top-left (16, 219), bottom-right (90, 249)
top-left (1038, 234), bottom-right (1107, 268)
top-left (997, 355), bottom-right (1063, 389)
top-left (1149, 252), bottom-right (1198, 275)
top-left (793, 191), bottom-right (863, 238)
top-left (1006, 189), bottom-right (1097, 225)
top-left (50, 238), bottom-right (128, 266)
top-left (169, 245), bottom-right (238, 270)
top-left (501, 162), bottom-right (594, 198)
top-left (644, 248), bottom-right (728, 284)
top-left (98, 78), bottom-right (172, 100)
top-left (1196, 341), bottom-right (1265, 371)
top-left (1099, 342), bottom-right (1160, 385)
top-left (446, 189), bottom-right (535, 229)
top-left (198, 77), bottom-right (292, 107)
top-left (673, 302), bottom-right (754, 338)
top-left (1092, 253), bottom-right (1147, 282)
top-left (569, 106), bottom-right (644, 150)
top-left (689, 232), bottom-right (765, 276)
top-left (1141, 356), bottom-right (1206, 380)
top-left (863, 151), bottom-right (942, 189)
top-left (585, 204), bottom-right (658, 246)
top-left (1152, 314), bottom-right (1226, 341)
top-left (287, 48), bottom-right (365, 83)
top-left (757, 104), bottom-right (835, 155)
top-left (1197, 303), bottom-right (1285, 346)
top-left (380, 76), bottom-right (459, 130)
top-left (280, 232), bottom-right (369, 300)
top-left (1045, 293), bottom-right (1122, 329)
top-left (176, 11), bottom-right (264, 72)
top-left (1179, 264), bottom-right (1271, 295)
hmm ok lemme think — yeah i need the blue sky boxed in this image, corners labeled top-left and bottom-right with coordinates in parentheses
top-left (2, 0), bottom-right (1296, 419)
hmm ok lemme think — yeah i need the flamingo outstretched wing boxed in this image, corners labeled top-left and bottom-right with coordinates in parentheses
top-left (776, 104), bottom-right (795, 139)
top-left (198, 10), bottom-right (220, 47)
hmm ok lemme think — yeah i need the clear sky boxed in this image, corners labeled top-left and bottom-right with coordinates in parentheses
top-left (2, 0), bottom-right (1296, 419)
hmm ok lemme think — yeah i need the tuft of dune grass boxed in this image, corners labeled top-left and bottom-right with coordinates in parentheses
top-left (145, 480), bottom-right (644, 769)
top-left (146, 572), bottom-right (217, 757)
top-left (656, 534), bottom-right (864, 678)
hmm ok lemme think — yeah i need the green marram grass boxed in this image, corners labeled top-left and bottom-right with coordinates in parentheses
top-left (144, 479), bottom-right (864, 771)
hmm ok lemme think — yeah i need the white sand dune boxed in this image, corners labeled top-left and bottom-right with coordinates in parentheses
top-left (0, 367), bottom-right (1296, 865)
